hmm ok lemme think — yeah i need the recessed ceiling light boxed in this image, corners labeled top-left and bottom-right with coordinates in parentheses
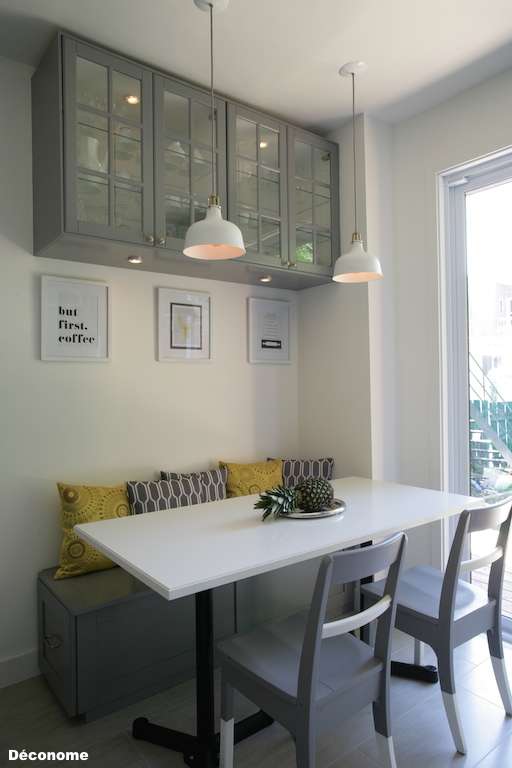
top-left (128, 255), bottom-right (143, 264)
top-left (259, 141), bottom-right (268, 148)
top-left (125, 94), bottom-right (140, 104)
top-left (259, 275), bottom-right (272, 283)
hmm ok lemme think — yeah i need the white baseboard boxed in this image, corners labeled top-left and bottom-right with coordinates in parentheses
top-left (0, 650), bottom-right (40, 689)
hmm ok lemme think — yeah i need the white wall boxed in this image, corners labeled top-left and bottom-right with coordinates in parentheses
top-left (0, 56), bottom-right (301, 684)
top-left (297, 117), bottom-right (373, 479)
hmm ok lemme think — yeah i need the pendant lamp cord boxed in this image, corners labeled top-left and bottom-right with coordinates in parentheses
top-left (351, 72), bottom-right (358, 234)
top-left (209, 3), bottom-right (217, 198)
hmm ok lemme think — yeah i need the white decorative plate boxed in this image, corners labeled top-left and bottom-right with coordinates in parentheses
top-left (283, 499), bottom-right (346, 519)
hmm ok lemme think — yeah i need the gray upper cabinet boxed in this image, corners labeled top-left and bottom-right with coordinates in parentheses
top-left (288, 128), bottom-right (339, 277)
top-left (227, 104), bottom-right (339, 278)
top-left (32, 32), bottom-right (338, 290)
top-left (153, 77), bottom-right (227, 253)
top-left (228, 104), bottom-right (288, 269)
top-left (63, 38), bottom-right (154, 246)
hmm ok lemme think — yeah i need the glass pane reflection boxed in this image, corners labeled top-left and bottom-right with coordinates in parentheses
top-left (236, 117), bottom-right (257, 160)
top-left (260, 126), bottom-right (279, 168)
top-left (113, 71), bottom-right (141, 122)
top-left (314, 147), bottom-right (331, 184)
top-left (315, 188), bottom-right (331, 228)
top-left (261, 217), bottom-right (280, 258)
top-left (194, 102), bottom-right (215, 146)
top-left (77, 174), bottom-right (108, 223)
top-left (76, 58), bottom-right (108, 111)
top-left (238, 160), bottom-right (258, 210)
top-left (114, 184), bottom-right (142, 231)
top-left (295, 140), bottom-right (311, 178)
top-left (165, 91), bottom-right (189, 138)
top-left (260, 168), bottom-right (280, 215)
top-left (165, 195), bottom-right (190, 239)
top-left (295, 181), bottom-right (313, 224)
top-left (316, 232), bottom-right (332, 266)
top-left (296, 228), bottom-right (313, 262)
top-left (114, 122), bottom-right (141, 180)
top-left (238, 212), bottom-right (259, 253)
top-left (165, 141), bottom-right (190, 193)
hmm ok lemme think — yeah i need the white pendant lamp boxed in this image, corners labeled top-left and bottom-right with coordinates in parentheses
top-left (183, 0), bottom-right (245, 260)
top-left (332, 61), bottom-right (382, 283)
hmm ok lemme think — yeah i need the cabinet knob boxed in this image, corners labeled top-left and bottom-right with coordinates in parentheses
top-left (44, 634), bottom-right (62, 649)
top-left (146, 235), bottom-right (155, 243)
top-left (284, 261), bottom-right (297, 269)
top-left (157, 237), bottom-right (166, 245)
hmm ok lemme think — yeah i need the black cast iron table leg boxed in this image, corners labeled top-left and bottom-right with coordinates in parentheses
top-left (133, 588), bottom-right (273, 768)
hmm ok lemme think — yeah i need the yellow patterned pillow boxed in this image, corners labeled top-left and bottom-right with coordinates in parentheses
top-left (219, 459), bottom-right (282, 498)
top-left (54, 483), bottom-right (130, 580)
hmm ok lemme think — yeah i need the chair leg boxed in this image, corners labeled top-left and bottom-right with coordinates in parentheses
top-left (438, 650), bottom-right (467, 754)
top-left (220, 717), bottom-right (234, 768)
top-left (487, 626), bottom-right (512, 715)
top-left (220, 671), bottom-right (235, 768)
top-left (441, 691), bottom-right (467, 755)
top-left (375, 733), bottom-right (398, 768)
top-left (294, 725), bottom-right (315, 768)
top-left (490, 655), bottom-right (512, 715)
top-left (413, 638), bottom-right (425, 666)
top-left (372, 689), bottom-right (397, 768)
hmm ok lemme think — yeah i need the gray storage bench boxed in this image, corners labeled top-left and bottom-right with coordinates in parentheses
top-left (38, 566), bottom-right (235, 722)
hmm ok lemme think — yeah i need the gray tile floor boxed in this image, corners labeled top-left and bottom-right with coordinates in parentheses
top-left (1, 631), bottom-right (512, 767)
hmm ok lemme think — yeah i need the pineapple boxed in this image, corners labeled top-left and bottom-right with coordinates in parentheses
top-left (256, 477), bottom-right (334, 520)
top-left (295, 477), bottom-right (334, 512)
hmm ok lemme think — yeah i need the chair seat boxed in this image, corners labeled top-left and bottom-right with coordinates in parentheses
top-left (362, 563), bottom-right (492, 624)
top-left (217, 609), bottom-right (382, 706)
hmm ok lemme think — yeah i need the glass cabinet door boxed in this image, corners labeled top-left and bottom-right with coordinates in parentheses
top-left (63, 39), bottom-right (153, 244)
top-left (227, 105), bottom-right (287, 267)
top-left (153, 77), bottom-right (227, 250)
top-left (287, 128), bottom-right (339, 275)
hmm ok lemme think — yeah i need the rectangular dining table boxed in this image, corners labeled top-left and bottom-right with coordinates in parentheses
top-left (75, 476), bottom-right (476, 767)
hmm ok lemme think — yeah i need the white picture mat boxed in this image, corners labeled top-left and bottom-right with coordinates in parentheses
top-left (41, 276), bottom-right (110, 361)
top-left (248, 298), bottom-right (290, 363)
top-left (158, 288), bottom-right (211, 361)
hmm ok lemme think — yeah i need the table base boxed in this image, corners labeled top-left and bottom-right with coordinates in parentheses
top-left (133, 711), bottom-right (275, 768)
top-left (131, 589), bottom-right (274, 768)
top-left (391, 660), bottom-right (439, 684)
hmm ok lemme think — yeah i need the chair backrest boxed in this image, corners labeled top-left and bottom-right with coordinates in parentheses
top-left (297, 533), bottom-right (407, 713)
top-left (440, 497), bottom-right (512, 626)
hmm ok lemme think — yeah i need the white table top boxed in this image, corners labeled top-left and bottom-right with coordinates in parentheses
top-left (74, 476), bottom-right (476, 602)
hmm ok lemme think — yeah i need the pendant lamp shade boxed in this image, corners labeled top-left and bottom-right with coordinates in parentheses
top-left (332, 233), bottom-right (383, 282)
top-left (334, 62), bottom-right (382, 283)
top-left (184, 0), bottom-right (245, 261)
top-left (183, 196), bottom-right (246, 260)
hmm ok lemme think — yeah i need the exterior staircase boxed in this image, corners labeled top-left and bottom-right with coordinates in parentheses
top-left (469, 353), bottom-right (512, 490)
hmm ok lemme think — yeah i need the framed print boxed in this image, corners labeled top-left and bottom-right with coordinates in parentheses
top-left (158, 288), bottom-right (210, 361)
top-left (41, 276), bottom-right (110, 361)
top-left (248, 298), bottom-right (290, 363)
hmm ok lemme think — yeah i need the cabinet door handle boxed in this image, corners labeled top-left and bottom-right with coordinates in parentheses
top-left (284, 261), bottom-right (297, 268)
top-left (44, 634), bottom-right (62, 649)
top-left (146, 235), bottom-right (155, 243)
top-left (157, 237), bottom-right (166, 245)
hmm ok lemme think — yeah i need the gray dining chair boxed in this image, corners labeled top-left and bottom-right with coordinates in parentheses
top-left (217, 532), bottom-right (407, 768)
top-left (361, 497), bottom-right (512, 755)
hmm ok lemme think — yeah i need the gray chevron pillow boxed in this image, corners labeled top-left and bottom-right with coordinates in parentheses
top-left (267, 458), bottom-right (334, 487)
top-left (160, 467), bottom-right (228, 503)
top-left (126, 476), bottom-right (202, 515)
